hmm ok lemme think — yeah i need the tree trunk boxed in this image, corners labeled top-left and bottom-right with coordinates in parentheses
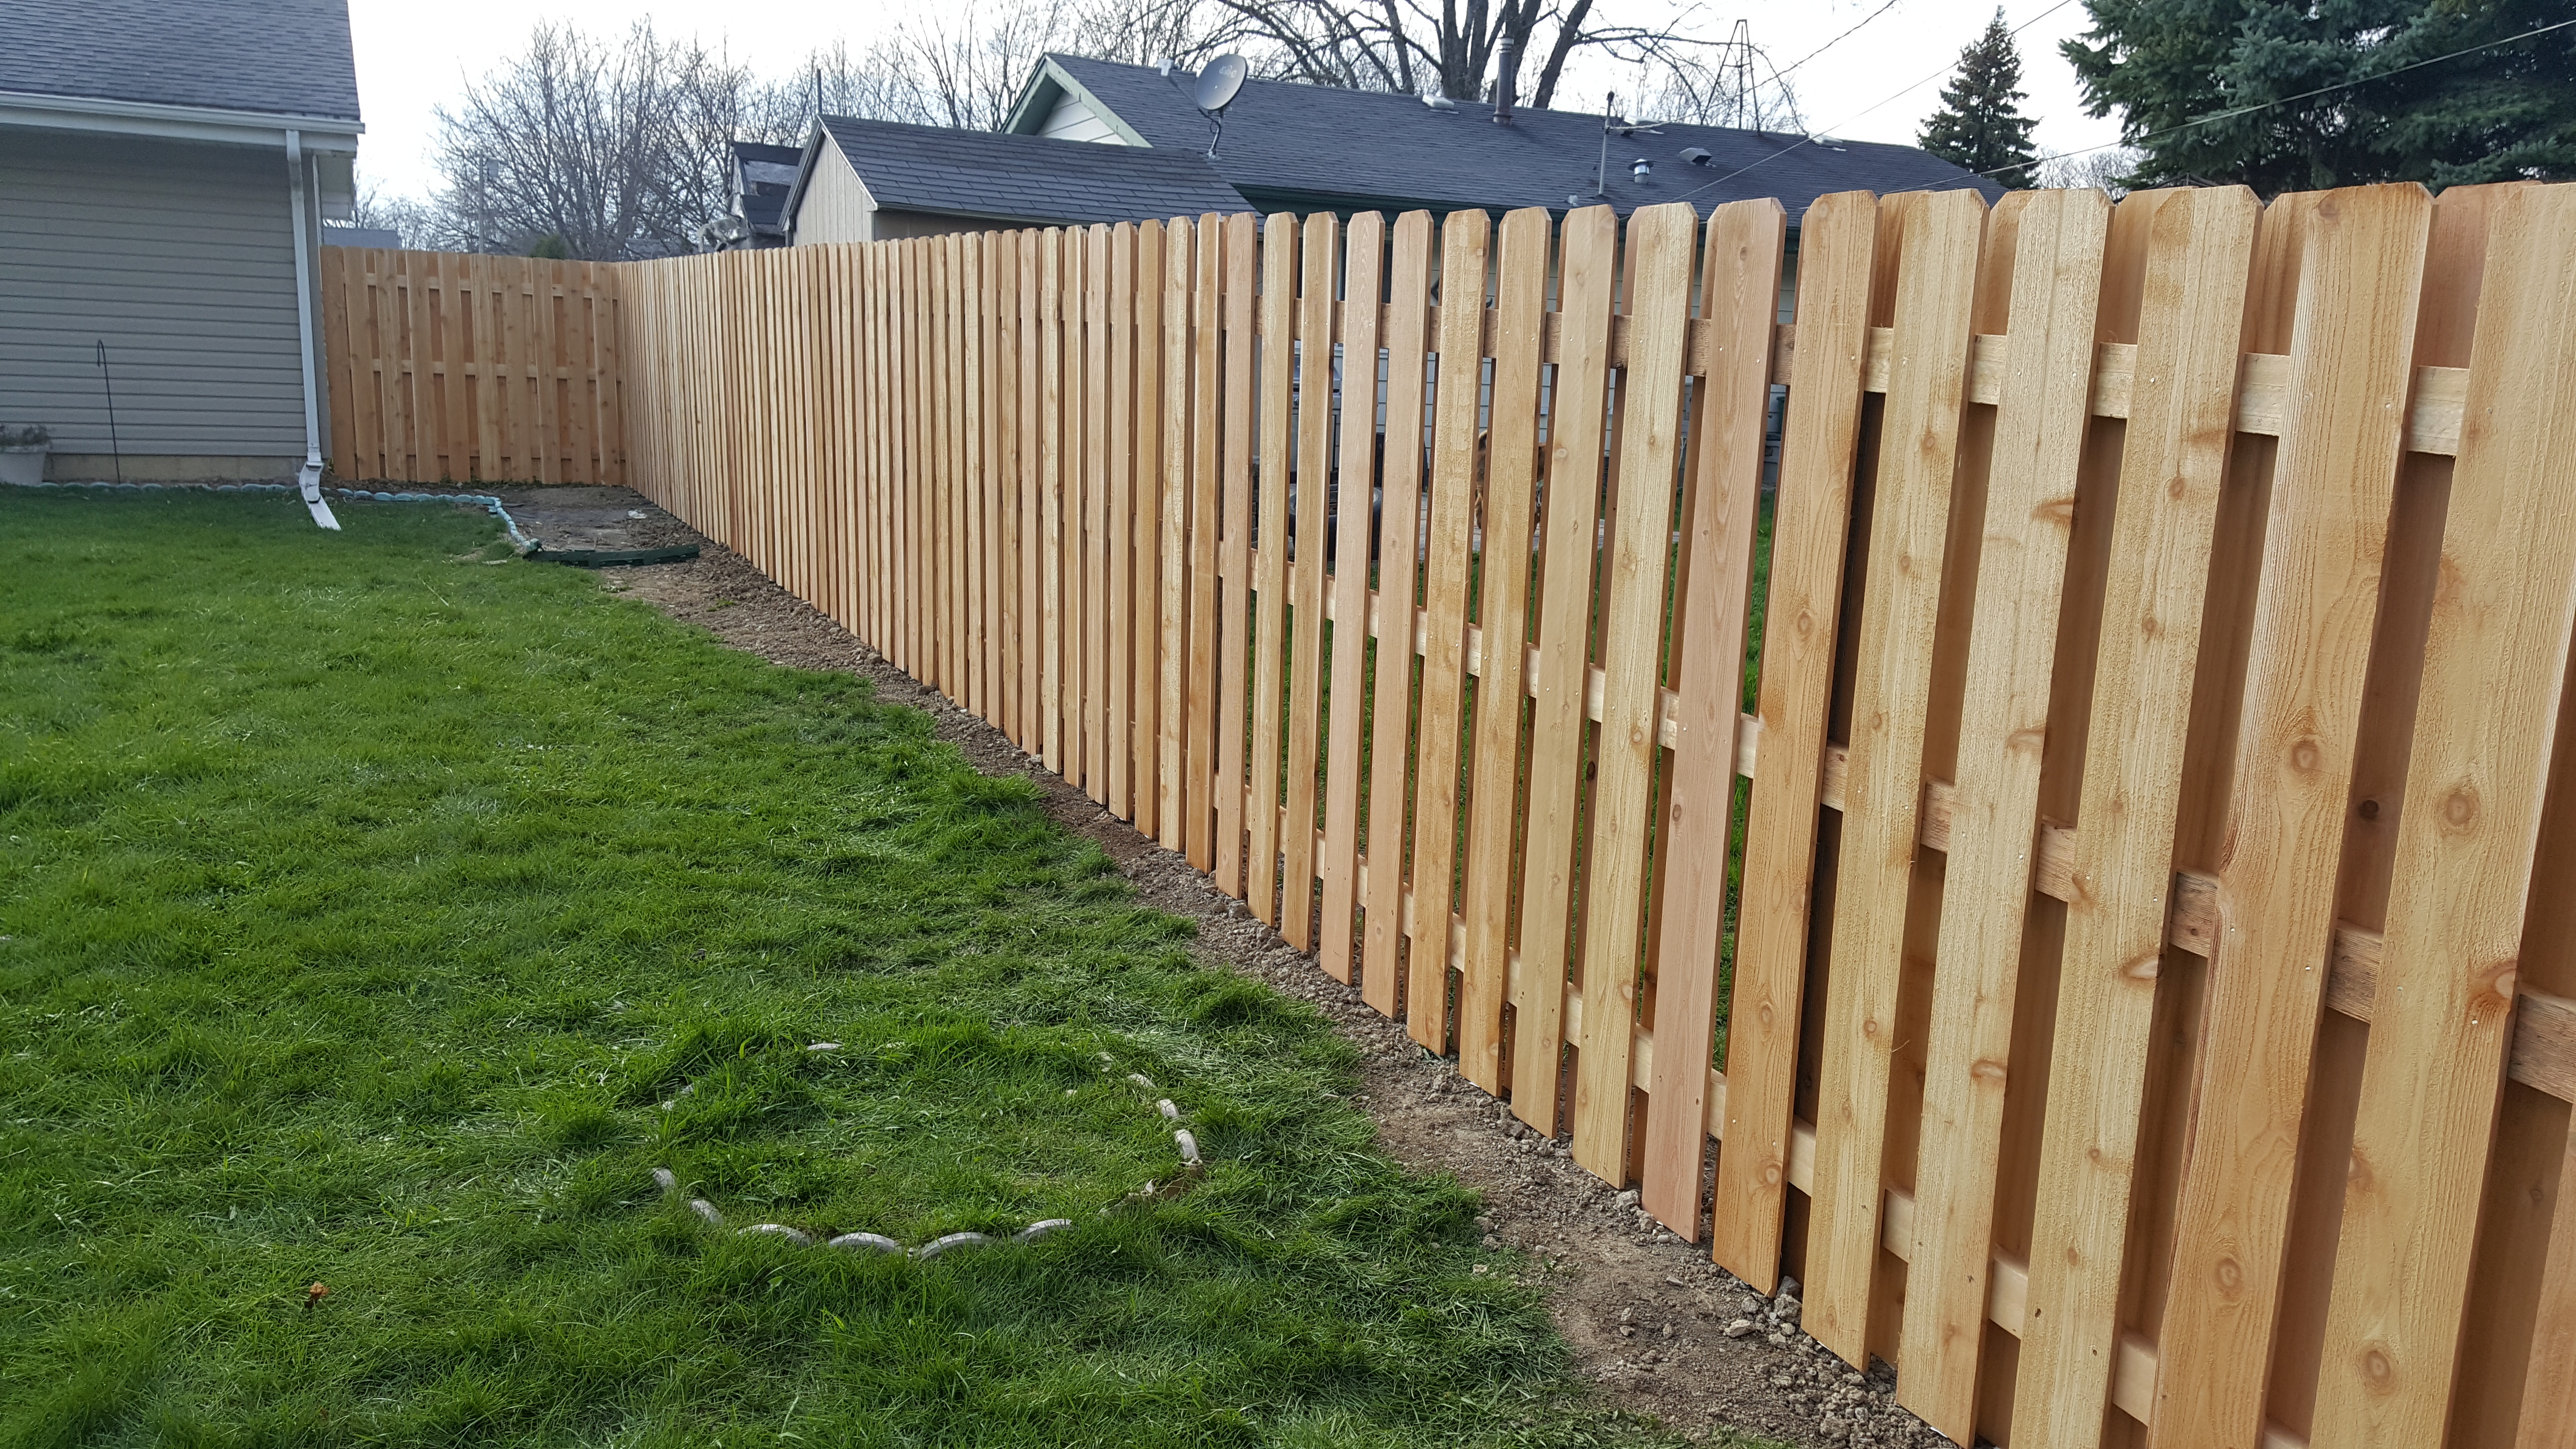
top-left (1529, 0), bottom-right (1592, 111)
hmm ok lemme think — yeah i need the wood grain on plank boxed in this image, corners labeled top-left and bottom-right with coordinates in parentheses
top-left (2012, 184), bottom-right (2259, 1449)
top-left (1405, 208), bottom-right (1491, 1050)
top-left (968, 235), bottom-right (994, 720)
top-left (1507, 204), bottom-right (1618, 1126)
top-left (1102, 225), bottom-right (1133, 815)
top-left (1039, 231), bottom-right (1066, 773)
top-left (1456, 206), bottom-right (1554, 1090)
top-left (1139, 223), bottom-right (1168, 828)
top-left (2312, 180), bottom-right (2576, 1449)
top-left (933, 238), bottom-right (957, 694)
top-left (1057, 235), bottom-right (1081, 772)
top-left (1898, 186), bottom-right (2108, 1442)
top-left (1641, 198), bottom-right (1786, 1233)
top-left (1136, 222), bottom-right (1171, 834)
top-left (1158, 220), bottom-right (1193, 849)
top-left (2153, 182), bottom-right (2432, 1449)
top-left (1281, 211), bottom-right (1338, 950)
top-left (1248, 214), bottom-right (1299, 922)
top-left (1319, 212), bottom-right (1386, 982)
top-left (1214, 214), bottom-right (1258, 897)
top-left (1085, 226), bottom-right (1114, 797)
top-left (1806, 187), bottom-right (1988, 1365)
top-left (2286, 188), bottom-right (2498, 1444)
top-left (2516, 1114), bottom-right (2576, 1449)
top-left (1710, 190), bottom-right (1879, 1289)
top-left (1569, 202), bottom-right (1702, 1181)
top-left (1362, 211), bottom-right (1436, 1018)
top-left (1185, 216), bottom-right (1223, 867)
top-left (318, 247), bottom-right (355, 474)
top-left (1078, 229), bottom-right (1100, 768)
top-left (918, 249), bottom-right (936, 685)
top-left (996, 236), bottom-right (1025, 744)
top-left (1107, 224), bottom-right (1138, 819)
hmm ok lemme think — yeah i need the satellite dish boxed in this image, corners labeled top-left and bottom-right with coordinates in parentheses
top-left (1195, 54), bottom-right (1248, 114)
top-left (1195, 54), bottom-right (1250, 159)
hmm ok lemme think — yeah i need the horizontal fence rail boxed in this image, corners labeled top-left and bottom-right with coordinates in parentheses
top-left (344, 180), bottom-right (2576, 1449)
top-left (320, 246), bottom-right (626, 485)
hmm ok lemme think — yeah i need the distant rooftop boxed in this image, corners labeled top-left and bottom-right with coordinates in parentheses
top-left (812, 115), bottom-right (1248, 228)
top-left (733, 140), bottom-right (804, 234)
top-left (1011, 53), bottom-right (1996, 222)
top-left (0, 0), bottom-right (361, 121)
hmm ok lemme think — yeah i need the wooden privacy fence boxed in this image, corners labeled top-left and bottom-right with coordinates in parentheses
top-left (320, 246), bottom-right (626, 484)
top-left (612, 180), bottom-right (2576, 1449)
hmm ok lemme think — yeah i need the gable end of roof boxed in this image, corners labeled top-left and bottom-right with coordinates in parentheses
top-left (1003, 56), bottom-right (1151, 147)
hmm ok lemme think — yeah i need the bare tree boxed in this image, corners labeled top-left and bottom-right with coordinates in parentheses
top-left (769, 1), bottom-right (1252, 133)
top-left (338, 176), bottom-right (448, 246)
top-left (1629, 21), bottom-right (1802, 130)
top-left (1202, 0), bottom-right (1761, 112)
top-left (428, 21), bottom-right (763, 260)
top-left (391, 1), bottom-right (1789, 260)
top-left (2035, 145), bottom-right (2142, 195)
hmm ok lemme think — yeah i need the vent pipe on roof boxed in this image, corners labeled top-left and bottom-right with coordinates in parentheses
top-left (1492, 34), bottom-right (1516, 123)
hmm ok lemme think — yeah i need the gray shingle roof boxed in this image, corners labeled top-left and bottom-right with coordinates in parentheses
top-left (1029, 55), bottom-right (1999, 223)
top-left (0, 0), bottom-right (359, 120)
top-left (815, 115), bottom-right (1248, 228)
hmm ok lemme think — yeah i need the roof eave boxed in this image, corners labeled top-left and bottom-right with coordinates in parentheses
top-left (0, 89), bottom-right (363, 148)
top-left (869, 199), bottom-right (1223, 230)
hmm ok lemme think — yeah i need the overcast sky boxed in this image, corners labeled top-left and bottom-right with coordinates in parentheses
top-left (348, 0), bottom-right (2129, 202)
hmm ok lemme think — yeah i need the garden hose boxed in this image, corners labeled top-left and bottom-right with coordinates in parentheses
top-left (9, 479), bottom-right (539, 553)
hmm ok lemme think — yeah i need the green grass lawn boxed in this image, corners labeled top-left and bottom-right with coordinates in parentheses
top-left (0, 489), bottom-right (1680, 1448)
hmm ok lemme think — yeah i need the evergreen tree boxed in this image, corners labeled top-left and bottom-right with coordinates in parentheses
top-left (1920, 10), bottom-right (2042, 186)
top-left (2065, 0), bottom-right (2576, 195)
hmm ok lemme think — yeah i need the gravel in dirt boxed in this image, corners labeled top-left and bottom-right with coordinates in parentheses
top-left (474, 484), bottom-right (1955, 1449)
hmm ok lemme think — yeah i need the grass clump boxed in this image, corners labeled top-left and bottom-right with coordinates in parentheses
top-left (0, 489), bottom-right (1679, 1447)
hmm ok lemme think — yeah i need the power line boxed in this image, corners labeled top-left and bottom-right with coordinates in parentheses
top-left (1773, 0), bottom-right (1906, 83)
top-left (1667, 0), bottom-right (2077, 205)
top-left (1983, 13), bottom-right (2576, 180)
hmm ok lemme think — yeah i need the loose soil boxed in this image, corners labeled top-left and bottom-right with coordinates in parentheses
top-left (492, 483), bottom-right (1950, 1449)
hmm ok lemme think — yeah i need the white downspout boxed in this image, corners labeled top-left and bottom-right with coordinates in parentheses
top-left (284, 128), bottom-right (339, 529)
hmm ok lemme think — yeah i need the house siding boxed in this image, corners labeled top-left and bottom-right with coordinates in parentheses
top-left (0, 130), bottom-right (306, 464)
top-left (793, 133), bottom-right (878, 246)
top-left (1040, 92), bottom-right (1124, 145)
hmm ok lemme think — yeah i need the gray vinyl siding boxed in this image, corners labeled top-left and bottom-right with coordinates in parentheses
top-left (0, 130), bottom-right (305, 456)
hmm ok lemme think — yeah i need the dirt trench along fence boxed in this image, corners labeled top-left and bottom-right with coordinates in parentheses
top-left (321, 246), bottom-right (626, 485)
top-left (368, 180), bottom-right (2576, 1448)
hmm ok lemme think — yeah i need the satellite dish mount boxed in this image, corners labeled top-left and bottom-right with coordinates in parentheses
top-left (1194, 55), bottom-right (1248, 160)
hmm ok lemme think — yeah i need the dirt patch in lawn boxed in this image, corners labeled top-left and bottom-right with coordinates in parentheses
top-left (497, 484), bottom-right (1949, 1449)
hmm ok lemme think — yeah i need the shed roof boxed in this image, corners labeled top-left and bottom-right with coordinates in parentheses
top-left (0, 0), bottom-right (360, 121)
top-left (1011, 54), bottom-right (1998, 222)
top-left (808, 115), bottom-right (1249, 229)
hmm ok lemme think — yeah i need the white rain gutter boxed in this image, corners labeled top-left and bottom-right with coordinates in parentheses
top-left (0, 89), bottom-right (360, 150)
top-left (284, 129), bottom-right (338, 530)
